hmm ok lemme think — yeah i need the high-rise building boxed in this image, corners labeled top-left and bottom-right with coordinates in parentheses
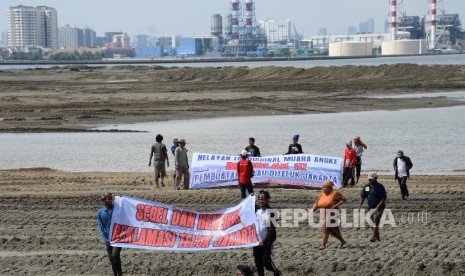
top-left (58, 25), bottom-right (95, 48)
top-left (1, 31), bottom-right (7, 46)
top-left (258, 19), bottom-right (291, 43)
top-left (359, 18), bottom-right (375, 34)
top-left (317, 28), bottom-right (327, 36)
top-left (59, 25), bottom-right (82, 48)
top-left (83, 28), bottom-right (96, 48)
top-left (133, 34), bottom-right (149, 48)
top-left (7, 5), bottom-right (58, 49)
top-left (348, 26), bottom-right (357, 35)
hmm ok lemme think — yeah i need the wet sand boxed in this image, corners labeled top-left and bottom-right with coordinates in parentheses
top-left (1, 169), bottom-right (464, 275)
top-left (1, 64), bottom-right (465, 132)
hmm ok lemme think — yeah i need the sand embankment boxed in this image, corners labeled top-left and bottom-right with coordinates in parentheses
top-left (1, 64), bottom-right (465, 132)
top-left (1, 169), bottom-right (465, 275)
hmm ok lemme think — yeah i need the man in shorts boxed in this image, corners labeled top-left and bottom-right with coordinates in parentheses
top-left (149, 134), bottom-right (169, 188)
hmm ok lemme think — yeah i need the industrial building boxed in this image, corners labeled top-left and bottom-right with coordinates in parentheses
top-left (436, 14), bottom-right (462, 47)
top-left (397, 16), bottom-right (425, 39)
top-left (222, 0), bottom-right (267, 56)
top-left (7, 5), bottom-right (58, 50)
top-left (258, 19), bottom-right (292, 44)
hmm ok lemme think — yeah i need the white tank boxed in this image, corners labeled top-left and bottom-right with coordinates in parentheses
top-left (328, 42), bottom-right (373, 57)
top-left (381, 40), bottom-right (427, 55)
top-left (211, 14), bottom-right (223, 36)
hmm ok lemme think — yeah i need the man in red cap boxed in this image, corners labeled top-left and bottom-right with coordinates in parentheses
top-left (237, 150), bottom-right (254, 198)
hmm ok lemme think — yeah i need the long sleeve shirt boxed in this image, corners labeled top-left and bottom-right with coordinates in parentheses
top-left (96, 206), bottom-right (113, 243)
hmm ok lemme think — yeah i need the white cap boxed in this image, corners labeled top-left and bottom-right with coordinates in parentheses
top-left (368, 172), bottom-right (378, 180)
top-left (241, 150), bottom-right (250, 156)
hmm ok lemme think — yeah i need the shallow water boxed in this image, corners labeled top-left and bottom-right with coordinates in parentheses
top-left (1, 53), bottom-right (465, 69)
top-left (1, 106), bottom-right (464, 173)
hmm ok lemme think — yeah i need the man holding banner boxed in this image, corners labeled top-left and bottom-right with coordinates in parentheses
top-left (97, 193), bottom-right (123, 276)
top-left (254, 190), bottom-right (281, 276)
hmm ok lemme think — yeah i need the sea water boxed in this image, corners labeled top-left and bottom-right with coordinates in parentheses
top-left (1, 105), bottom-right (464, 173)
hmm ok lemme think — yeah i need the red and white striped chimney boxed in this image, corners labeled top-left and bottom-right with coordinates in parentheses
top-left (389, 0), bottom-right (397, 41)
top-left (428, 0), bottom-right (437, 49)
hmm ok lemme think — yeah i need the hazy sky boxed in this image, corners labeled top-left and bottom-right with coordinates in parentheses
top-left (1, 0), bottom-right (464, 37)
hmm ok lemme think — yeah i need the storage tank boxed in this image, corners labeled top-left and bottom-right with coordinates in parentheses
top-left (381, 39), bottom-right (427, 55)
top-left (211, 14), bottom-right (223, 37)
top-left (223, 14), bottom-right (232, 37)
top-left (328, 42), bottom-right (373, 57)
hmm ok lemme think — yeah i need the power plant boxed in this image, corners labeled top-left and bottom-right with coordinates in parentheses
top-left (221, 0), bottom-right (267, 56)
top-left (328, 0), bottom-right (463, 57)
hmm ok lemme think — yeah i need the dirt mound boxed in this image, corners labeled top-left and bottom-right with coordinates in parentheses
top-left (1, 64), bottom-right (465, 132)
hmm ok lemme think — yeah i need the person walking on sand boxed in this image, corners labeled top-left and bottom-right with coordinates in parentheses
top-left (171, 138), bottom-right (180, 183)
top-left (353, 136), bottom-right (368, 184)
top-left (285, 134), bottom-right (303, 154)
top-left (342, 139), bottom-right (357, 187)
top-left (254, 190), bottom-right (281, 276)
top-left (148, 134), bottom-right (169, 188)
top-left (245, 137), bottom-right (261, 157)
top-left (175, 139), bottom-right (190, 190)
top-left (312, 180), bottom-right (347, 250)
top-left (393, 150), bottom-right (413, 200)
top-left (237, 150), bottom-right (255, 199)
top-left (359, 172), bottom-right (387, 242)
top-left (97, 193), bottom-right (123, 276)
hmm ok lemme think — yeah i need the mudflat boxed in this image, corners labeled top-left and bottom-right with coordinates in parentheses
top-left (1, 64), bottom-right (465, 132)
top-left (0, 169), bottom-right (464, 275)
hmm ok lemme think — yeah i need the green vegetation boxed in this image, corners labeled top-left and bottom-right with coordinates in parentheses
top-left (5, 51), bottom-right (43, 60)
top-left (48, 50), bottom-right (104, 61)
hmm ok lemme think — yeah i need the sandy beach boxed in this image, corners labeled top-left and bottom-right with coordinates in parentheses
top-left (1, 64), bottom-right (465, 275)
top-left (0, 169), bottom-right (464, 275)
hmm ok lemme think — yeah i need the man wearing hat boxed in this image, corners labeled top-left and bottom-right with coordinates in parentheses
top-left (359, 172), bottom-right (387, 242)
top-left (342, 139), bottom-right (357, 187)
top-left (285, 134), bottom-right (303, 155)
top-left (393, 150), bottom-right (413, 200)
top-left (175, 139), bottom-right (190, 189)
top-left (353, 136), bottom-right (368, 184)
top-left (254, 190), bottom-right (281, 276)
top-left (96, 193), bottom-right (123, 276)
top-left (237, 150), bottom-right (255, 199)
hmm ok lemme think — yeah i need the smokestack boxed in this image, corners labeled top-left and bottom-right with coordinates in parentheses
top-left (389, 0), bottom-right (397, 41)
top-left (231, 0), bottom-right (240, 40)
top-left (245, 0), bottom-right (254, 34)
top-left (428, 0), bottom-right (437, 49)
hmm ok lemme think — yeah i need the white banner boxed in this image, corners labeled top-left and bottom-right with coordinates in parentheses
top-left (109, 195), bottom-right (260, 251)
top-left (190, 153), bottom-right (343, 189)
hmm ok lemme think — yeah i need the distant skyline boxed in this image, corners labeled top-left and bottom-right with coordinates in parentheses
top-left (1, 0), bottom-right (464, 38)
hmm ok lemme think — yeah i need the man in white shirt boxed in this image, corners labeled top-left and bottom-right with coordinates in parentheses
top-left (393, 150), bottom-right (413, 200)
top-left (254, 190), bottom-right (281, 276)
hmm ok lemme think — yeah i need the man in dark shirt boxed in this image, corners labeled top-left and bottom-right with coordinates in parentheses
top-left (149, 134), bottom-right (169, 188)
top-left (245, 137), bottom-right (261, 157)
top-left (359, 172), bottom-right (387, 242)
top-left (285, 134), bottom-right (303, 155)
